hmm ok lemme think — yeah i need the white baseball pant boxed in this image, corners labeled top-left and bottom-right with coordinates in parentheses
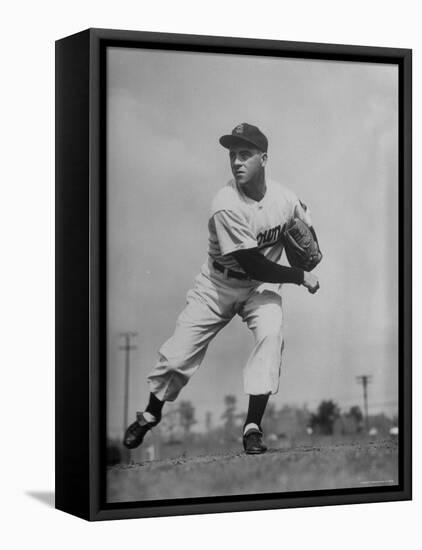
top-left (147, 260), bottom-right (284, 401)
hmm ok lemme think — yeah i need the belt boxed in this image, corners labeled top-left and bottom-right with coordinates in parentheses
top-left (212, 260), bottom-right (250, 280)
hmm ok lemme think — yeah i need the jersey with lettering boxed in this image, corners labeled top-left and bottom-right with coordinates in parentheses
top-left (208, 178), bottom-right (312, 274)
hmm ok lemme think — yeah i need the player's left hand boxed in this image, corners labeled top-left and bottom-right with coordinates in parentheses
top-left (303, 272), bottom-right (320, 294)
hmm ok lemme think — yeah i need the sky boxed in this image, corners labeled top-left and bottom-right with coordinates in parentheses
top-left (106, 47), bottom-right (398, 437)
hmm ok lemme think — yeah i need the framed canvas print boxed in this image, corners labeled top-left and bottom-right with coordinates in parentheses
top-left (55, 28), bottom-right (412, 521)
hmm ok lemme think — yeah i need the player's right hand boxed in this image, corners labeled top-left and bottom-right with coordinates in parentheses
top-left (302, 272), bottom-right (320, 294)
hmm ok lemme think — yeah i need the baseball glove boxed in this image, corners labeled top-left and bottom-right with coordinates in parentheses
top-left (283, 218), bottom-right (322, 272)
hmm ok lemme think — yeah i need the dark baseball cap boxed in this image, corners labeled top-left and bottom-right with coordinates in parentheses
top-left (219, 123), bottom-right (268, 152)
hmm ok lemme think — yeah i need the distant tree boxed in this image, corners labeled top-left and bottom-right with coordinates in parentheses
top-left (348, 406), bottom-right (363, 422)
top-left (179, 400), bottom-right (196, 435)
top-left (222, 394), bottom-right (237, 433)
top-left (310, 400), bottom-right (341, 435)
top-left (347, 406), bottom-right (364, 432)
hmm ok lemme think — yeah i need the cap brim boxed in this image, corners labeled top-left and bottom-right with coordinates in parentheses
top-left (219, 135), bottom-right (259, 150)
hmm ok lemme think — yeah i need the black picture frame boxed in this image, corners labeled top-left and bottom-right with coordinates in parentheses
top-left (55, 28), bottom-right (412, 521)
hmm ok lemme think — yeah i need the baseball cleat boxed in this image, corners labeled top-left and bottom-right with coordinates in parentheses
top-left (243, 428), bottom-right (268, 455)
top-left (123, 412), bottom-right (159, 449)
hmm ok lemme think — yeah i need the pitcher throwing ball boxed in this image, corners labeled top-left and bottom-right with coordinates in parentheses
top-left (124, 123), bottom-right (322, 454)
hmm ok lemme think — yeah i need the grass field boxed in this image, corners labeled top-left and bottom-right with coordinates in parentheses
top-left (107, 437), bottom-right (398, 502)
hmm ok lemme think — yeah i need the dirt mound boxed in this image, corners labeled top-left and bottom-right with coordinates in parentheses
top-left (107, 438), bottom-right (398, 503)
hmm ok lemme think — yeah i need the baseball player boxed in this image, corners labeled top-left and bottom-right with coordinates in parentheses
top-left (124, 123), bottom-right (321, 454)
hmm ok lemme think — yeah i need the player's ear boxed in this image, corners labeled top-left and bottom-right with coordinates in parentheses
top-left (260, 152), bottom-right (268, 167)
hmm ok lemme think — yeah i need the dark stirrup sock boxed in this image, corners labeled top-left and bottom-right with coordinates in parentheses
top-left (244, 394), bottom-right (270, 432)
top-left (145, 392), bottom-right (164, 422)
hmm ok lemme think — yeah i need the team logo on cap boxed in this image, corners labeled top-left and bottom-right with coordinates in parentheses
top-left (234, 124), bottom-right (244, 134)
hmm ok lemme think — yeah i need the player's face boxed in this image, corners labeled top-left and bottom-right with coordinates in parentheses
top-left (229, 145), bottom-right (267, 185)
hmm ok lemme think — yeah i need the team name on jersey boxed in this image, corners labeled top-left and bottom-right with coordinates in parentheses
top-left (257, 224), bottom-right (283, 248)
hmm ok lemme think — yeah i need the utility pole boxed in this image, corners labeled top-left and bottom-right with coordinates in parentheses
top-left (356, 375), bottom-right (372, 432)
top-left (119, 332), bottom-right (138, 438)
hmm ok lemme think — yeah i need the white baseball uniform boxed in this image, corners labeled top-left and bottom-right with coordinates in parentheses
top-left (147, 178), bottom-right (312, 401)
